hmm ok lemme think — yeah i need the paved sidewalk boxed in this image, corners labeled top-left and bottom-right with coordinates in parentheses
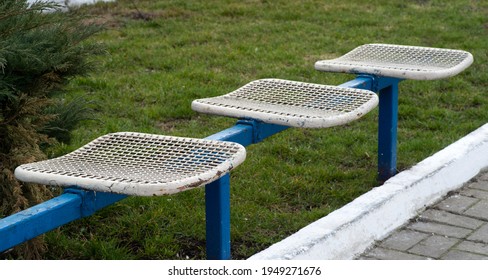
top-left (358, 169), bottom-right (488, 260)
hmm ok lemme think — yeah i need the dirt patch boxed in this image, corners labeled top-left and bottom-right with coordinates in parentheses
top-left (155, 119), bottom-right (189, 133)
top-left (83, 13), bottom-right (121, 28)
top-left (121, 8), bottom-right (194, 21)
top-left (81, 5), bottom-right (195, 28)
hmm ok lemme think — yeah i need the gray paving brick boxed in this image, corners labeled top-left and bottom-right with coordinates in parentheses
top-left (467, 181), bottom-right (488, 192)
top-left (420, 209), bottom-right (483, 229)
top-left (357, 170), bottom-right (488, 261)
top-left (407, 235), bottom-right (458, 258)
top-left (455, 240), bottom-right (488, 256)
top-left (460, 188), bottom-right (488, 200)
top-left (464, 200), bottom-right (488, 220)
top-left (477, 171), bottom-right (488, 181)
top-left (440, 250), bottom-right (488, 260)
top-left (407, 221), bottom-right (472, 238)
top-left (379, 230), bottom-right (429, 251)
top-left (355, 256), bottom-right (378, 260)
top-left (363, 247), bottom-right (428, 260)
top-left (435, 195), bottom-right (479, 214)
top-left (467, 223), bottom-right (488, 243)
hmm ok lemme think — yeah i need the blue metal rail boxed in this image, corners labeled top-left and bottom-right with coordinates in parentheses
top-left (0, 190), bottom-right (126, 255)
top-left (0, 75), bottom-right (402, 259)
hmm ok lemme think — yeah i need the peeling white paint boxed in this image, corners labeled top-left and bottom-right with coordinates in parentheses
top-left (249, 123), bottom-right (488, 260)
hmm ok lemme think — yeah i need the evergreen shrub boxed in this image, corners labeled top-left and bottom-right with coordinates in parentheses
top-left (0, 0), bottom-right (103, 258)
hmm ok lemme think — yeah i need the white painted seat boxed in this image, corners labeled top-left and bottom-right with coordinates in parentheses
top-left (15, 132), bottom-right (246, 196)
top-left (314, 44), bottom-right (473, 80)
top-left (191, 79), bottom-right (378, 128)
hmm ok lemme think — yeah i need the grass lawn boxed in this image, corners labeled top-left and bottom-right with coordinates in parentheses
top-left (39, 0), bottom-right (487, 259)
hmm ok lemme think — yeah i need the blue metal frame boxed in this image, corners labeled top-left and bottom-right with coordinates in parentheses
top-left (338, 75), bottom-right (374, 90)
top-left (0, 75), bottom-right (406, 258)
top-left (0, 193), bottom-right (81, 253)
top-left (205, 174), bottom-right (231, 260)
top-left (376, 79), bottom-right (401, 181)
top-left (0, 190), bottom-right (126, 253)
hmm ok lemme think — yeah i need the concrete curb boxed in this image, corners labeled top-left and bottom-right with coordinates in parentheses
top-left (249, 123), bottom-right (488, 260)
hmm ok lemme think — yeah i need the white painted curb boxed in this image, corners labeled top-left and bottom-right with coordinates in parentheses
top-left (249, 123), bottom-right (488, 260)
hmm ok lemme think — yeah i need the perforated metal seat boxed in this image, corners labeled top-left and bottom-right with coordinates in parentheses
top-left (15, 132), bottom-right (246, 196)
top-left (314, 44), bottom-right (473, 80)
top-left (192, 79), bottom-right (378, 128)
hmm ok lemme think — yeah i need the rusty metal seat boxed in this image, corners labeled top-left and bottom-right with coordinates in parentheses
top-left (15, 132), bottom-right (246, 196)
top-left (192, 78), bottom-right (378, 128)
top-left (314, 43), bottom-right (473, 80)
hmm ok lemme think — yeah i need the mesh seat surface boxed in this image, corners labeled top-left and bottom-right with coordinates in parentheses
top-left (191, 79), bottom-right (378, 128)
top-left (15, 132), bottom-right (246, 196)
top-left (314, 44), bottom-right (473, 80)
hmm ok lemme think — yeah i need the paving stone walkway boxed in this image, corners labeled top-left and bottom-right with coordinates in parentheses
top-left (358, 169), bottom-right (488, 260)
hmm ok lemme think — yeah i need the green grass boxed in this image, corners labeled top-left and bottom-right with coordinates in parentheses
top-left (39, 0), bottom-right (488, 259)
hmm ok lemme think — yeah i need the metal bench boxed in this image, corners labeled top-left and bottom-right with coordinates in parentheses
top-left (2, 43), bottom-right (473, 260)
top-left (315, 44), bottom-right (473, 180)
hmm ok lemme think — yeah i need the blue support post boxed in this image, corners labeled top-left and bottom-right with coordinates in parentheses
top-left (377, 79), bottom-right (400, 182)
top-left (205, 174), bottom-right (231, 260)
top-left (204, 120), bottom-right (286, 259)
